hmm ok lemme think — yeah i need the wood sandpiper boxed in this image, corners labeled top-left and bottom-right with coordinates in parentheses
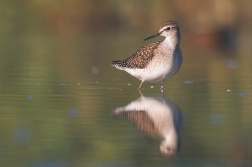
top-left (111, 20), bottom-right (183, 91)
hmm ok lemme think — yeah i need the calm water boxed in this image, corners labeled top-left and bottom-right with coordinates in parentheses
top-left (0, 33), bottom-right (252, 167)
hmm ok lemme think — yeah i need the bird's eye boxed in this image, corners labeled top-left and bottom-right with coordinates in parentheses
top-left (166, 27), bottom-right (171, 31)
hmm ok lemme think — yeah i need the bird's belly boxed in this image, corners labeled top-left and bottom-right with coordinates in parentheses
top-left (124, 50), bottom-right (183, 83)
top-left (125, 61), bottom-right (175, 83)
top-left (143, 62), bottom-right (174, 82)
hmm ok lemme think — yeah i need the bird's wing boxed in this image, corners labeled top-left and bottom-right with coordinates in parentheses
top-left (115, 40), bottom-right (163, 69)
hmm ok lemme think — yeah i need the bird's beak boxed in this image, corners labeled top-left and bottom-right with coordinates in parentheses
top-left (144, 32), bottom-right (161, 41)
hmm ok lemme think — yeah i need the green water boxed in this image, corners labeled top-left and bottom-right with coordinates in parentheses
top-left (1, 1), bottom-right (252, 165)
top-left (0, 32), bottom-right (251, 166)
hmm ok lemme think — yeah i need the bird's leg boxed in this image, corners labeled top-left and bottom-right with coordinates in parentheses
top-left (137, 81), bottom-right (144, 90)
top-left (138, 89), bottom-right (144, 96)
top-left (137, 81), bottom-right (144, 96)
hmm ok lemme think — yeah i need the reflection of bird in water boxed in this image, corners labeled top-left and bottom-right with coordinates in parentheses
top-left (112, 95), bottom-right (183, 157)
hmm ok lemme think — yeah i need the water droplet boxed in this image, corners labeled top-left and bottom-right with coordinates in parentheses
top-left (127, 83), bottom-right (132, 86)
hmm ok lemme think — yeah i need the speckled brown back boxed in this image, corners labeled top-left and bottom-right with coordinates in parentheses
top-left (111, 39), bottom-right (164, 69)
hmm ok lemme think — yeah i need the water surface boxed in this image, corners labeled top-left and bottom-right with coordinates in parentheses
top-left (0, 32), bottom-right (252, 167)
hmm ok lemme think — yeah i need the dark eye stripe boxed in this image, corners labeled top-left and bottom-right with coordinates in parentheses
top-left (166, 27), bottom-right (170, 30)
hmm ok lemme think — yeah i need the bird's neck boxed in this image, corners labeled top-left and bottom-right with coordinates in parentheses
top-left (163, 36), bottom-right (180, 50)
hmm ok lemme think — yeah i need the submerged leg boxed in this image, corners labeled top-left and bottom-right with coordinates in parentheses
top-left (138, 81), bottom-right (144, 89)
top-left (137, 81), bottom-right (144, 95)
top-left (138, 89), bottom-right (144, 96)
top-left (137, 81), bottom-right (144, 96)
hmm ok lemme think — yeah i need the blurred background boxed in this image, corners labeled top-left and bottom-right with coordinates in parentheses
top-left (0, 0), bottom-right (252, 166)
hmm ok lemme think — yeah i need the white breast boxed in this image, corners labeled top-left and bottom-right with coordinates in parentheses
top-left (125, 40), bottom-right (183, 83)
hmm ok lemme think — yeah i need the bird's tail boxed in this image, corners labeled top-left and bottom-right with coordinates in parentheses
top-left (111, 60), bottom-right (121, 66)
top-left (111, 60), bottom-right (124, 69)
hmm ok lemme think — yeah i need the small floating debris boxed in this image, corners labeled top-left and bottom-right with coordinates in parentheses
top-left (208, 114), bottom-right (224, 125)
top-left (227, 89), bottom-right (231, 92)
top-left (77, 83), bottom-right (81, 85)
top-left (127, 83), bottom-right (132, 86)
top-left (27, 93), bottom-right (34, 100)
top-left (69, 108), bottom-right (79, 117)
top-left (238, 92), bottom-right (250, 96)
top-left (184, 80), bottom-right (194, 84)
top-left (60, 82), bottom-right (65, 86)
top-left (13, 127), bottom-right (31, 146)
top-left (112, 79), bottom-right (117, 82)
top-left (107, 87), bottom-right (115, 90)
top-left (150, 86), bottom-right (154, 88)
top-left (90, 87), bottom-right (102, 90)
top-left (91, 66), bottom-right (100, 74)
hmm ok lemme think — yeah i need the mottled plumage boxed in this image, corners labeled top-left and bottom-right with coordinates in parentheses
top-left (111, 40), bottom-right (164, 69)
top-left (111, 20), bottom-right (183, 90)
